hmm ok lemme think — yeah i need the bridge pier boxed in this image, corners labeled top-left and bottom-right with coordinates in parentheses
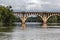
top-left (42, 16), bottom-right (48, 28)
top-left (20, 17), bottom-right (27, 29)
top-left (42, 21), bottom-right (47, 28)
top-left (21, 23), bottom-right (26, 29)
top-left (42, 24), bottom-right (47, 28)
top-left (42, 19), bottom-right (47, 28)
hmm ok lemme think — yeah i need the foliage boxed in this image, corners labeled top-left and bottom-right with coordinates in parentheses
top-left (26, 16), bottom-right (43, 22)
top-left (0, 6), bottom-right (17, 25)
top-left (47, 16), bottom-right (59, 23)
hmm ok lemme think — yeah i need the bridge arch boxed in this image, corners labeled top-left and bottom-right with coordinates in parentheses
top-left (25, 14), bottom-right (43, 23)
top-left (47, 14), bottom-right (60, 23)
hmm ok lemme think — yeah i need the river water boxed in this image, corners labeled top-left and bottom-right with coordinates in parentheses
top-left (0, 22), bottom-right (60, 40)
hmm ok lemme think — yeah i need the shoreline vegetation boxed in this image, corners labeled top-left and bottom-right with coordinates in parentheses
top-left (0, 6), bottom-right (17, 26)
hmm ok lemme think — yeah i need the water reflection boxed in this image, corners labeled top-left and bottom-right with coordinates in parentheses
top-left (0, 26), bottom-right (15, 32)
top-left (0, 22), bottom-right (60, 40)
top-left (21, 24), bottom-right (26, 29)
top-left (0, 25), bottom-right (16, 40)
top-left (42, 24), bottom-right (47, 28)
top-left (0, 32), bottom-right (12, 40)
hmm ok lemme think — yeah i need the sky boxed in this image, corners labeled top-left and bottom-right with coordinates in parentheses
top-left (0, 0), bottom-right (60, 12)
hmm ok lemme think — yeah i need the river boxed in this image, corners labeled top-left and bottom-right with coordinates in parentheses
top-left (0, 22), bottom-right (60, 40)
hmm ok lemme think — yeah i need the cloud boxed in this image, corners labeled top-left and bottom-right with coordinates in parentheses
top-left (26, 0), bottom-right (48, 11)
top-left (0, 0), bottom-right (60, 12)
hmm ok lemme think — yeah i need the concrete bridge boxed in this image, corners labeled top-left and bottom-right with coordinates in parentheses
top-left (14, 12), bottom-right (60, 28)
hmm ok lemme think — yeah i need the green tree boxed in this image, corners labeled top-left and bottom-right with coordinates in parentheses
top-left (47, 16), bottom-right (58, 23)
top-left (0, 6), bottom-right (16, 25)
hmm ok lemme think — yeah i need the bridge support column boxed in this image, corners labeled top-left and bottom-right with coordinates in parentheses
top-left (20, 17), bottom-right (27, 29)
top-left (42, 22), bottom-right (47, 28)
top-left (42, 16), bottom-right (48, 28)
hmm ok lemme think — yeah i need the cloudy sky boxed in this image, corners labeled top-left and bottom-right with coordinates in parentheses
top-left (0, 0), bottom-right (60, 12)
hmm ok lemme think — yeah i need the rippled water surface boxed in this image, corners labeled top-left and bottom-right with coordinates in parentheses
top-left (0, 22), bottom-right (60, 40)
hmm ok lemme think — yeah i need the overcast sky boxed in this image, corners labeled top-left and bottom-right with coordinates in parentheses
top-left (0, 0), bottom-right (60, 12)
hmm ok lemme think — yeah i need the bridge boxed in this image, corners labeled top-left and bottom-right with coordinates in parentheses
top-left (14, 12), bottom-right (60, 28)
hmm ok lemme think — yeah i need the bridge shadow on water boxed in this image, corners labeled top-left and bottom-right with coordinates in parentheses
top-left (0, 22), bottom-right (60, 31)
top-left (19, 23), bottom-right (60, 29)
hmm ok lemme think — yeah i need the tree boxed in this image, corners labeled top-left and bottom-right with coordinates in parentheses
top-left (47, 16), bottom-right (58, 23)
top-left (0, 6), bottom-right (16, 25)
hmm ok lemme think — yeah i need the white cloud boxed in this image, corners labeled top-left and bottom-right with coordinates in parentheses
top-left (0, 0), bottom-right (60, 12)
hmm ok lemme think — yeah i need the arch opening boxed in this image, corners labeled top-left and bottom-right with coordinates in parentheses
top-left (47, 15), bottom-right (60, 23)
top-left (26, 15), bottom-right (43, 23)
top-left (25, 15), bottom-right (43, 27)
